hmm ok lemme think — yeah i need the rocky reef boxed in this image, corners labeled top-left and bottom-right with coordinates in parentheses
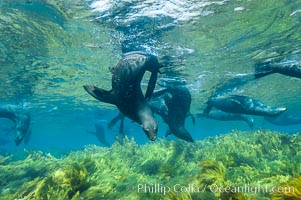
top-left (0, 130), bottom-right (300, 199)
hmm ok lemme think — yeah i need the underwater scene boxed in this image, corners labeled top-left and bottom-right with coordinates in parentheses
top-left (0, 0), bottom-right (301, 199)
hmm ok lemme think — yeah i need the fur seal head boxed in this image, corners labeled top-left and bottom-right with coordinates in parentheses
top-left (141, 117), bottom-right (158, 141)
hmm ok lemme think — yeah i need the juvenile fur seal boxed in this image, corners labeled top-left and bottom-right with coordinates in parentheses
top-left (204, 95), bottom-right (286, 117)
top-left (198, 110), bottom-right (254, 128)
top-left (264, 113), bottom-right (301, 126)
top-left (151, 86), bottom-right (195, 142)
top-left (83, 52), bottom-right (160, 141)
top-left (88, 120), bottom-right (110, 146)
top-left (0, 104), bottom-right (31, 145)
top-left (255, 60), bottom-right (301, 79)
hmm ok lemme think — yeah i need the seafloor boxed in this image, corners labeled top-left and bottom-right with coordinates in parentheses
top-left (0, 130), bottom-right (300, 200)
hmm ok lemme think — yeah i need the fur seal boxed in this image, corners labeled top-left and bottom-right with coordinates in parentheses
top-left (255, 60), bottom-right (301, 79)
top-left (204, 95), bottom-right (286, 117)
top-left (83, 52), bottom-right (160, 141)
top-left (151, 86), bottom-right (195, 142)
top-left (0, 104), bottom-right (31, 145)
top-left (198, 109), bottom-right (254, 128)
top-left (264, 113), bottom-right (301, 126)
top-left (88, 120), bottom-right (110, 146)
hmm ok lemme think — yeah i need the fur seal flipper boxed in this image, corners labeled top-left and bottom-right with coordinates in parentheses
top-left (83, 86), bottom-right (117, 105)
top-left (187, 113), bottom-right (196, 126)
top-left (124, 51), bottom-right (161, 100)
top-left (145, 72), bottom-right (158, 100)
top-left (107, 112), bottom-right (125, 135)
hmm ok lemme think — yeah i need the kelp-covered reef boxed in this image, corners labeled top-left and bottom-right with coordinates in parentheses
top-left (1, 130), bottom-right (301, 200)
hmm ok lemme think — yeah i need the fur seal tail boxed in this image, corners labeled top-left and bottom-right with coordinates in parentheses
top-left (83, 85), bottom-right (117, 105)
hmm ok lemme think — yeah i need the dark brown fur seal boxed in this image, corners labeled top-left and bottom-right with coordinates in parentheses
top-left (204, 95), bottom-right (286, 117)
top-left (151, 86), bottom-right (195, 142)
top-left (83, 52), bottom-right (160, 140)
top-left (0, 104), bottom-right (31, 145)
top-left (198, 110), bottom-right (254, 128)
top-left (255, 60), bottom-right (301, 79)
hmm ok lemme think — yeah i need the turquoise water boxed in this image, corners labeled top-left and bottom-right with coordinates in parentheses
top-left (0, 0), bottom-right (300, 155)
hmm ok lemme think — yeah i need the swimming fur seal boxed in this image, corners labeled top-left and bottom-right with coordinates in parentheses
top-left (88, 120), bottom-right (110, 146)
top-left (198, 109), bottom-right (254, 128)
top-left (0, 104), bottom-right (31, 145)
top-left (264, 113), bottom-right (301, 126)
top-left (83, 52), bottom-right (160, 141)
top-left (255, 60), bottom-right (301, 79)
top-left (204, 95), bottom-right (286, 117)
top-left (151, 86), bottom-right (195, 142)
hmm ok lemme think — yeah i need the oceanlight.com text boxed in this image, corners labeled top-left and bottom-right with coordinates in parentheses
top-left (128, 183), bottom-right (295, 196)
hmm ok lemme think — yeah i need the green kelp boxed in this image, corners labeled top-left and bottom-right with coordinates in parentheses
top-left (14, 162), bottom-right (89, 200)
top-left (0, 130), bottom-right (301, 199)
top-left (0, 155), bottom-right (12, 165)
top-left (188, 160), bottom-right (255, 200)
top-left (271, 176), bottom-right (301, 200)
top-left (0, 151), bottom-right (59, 197)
